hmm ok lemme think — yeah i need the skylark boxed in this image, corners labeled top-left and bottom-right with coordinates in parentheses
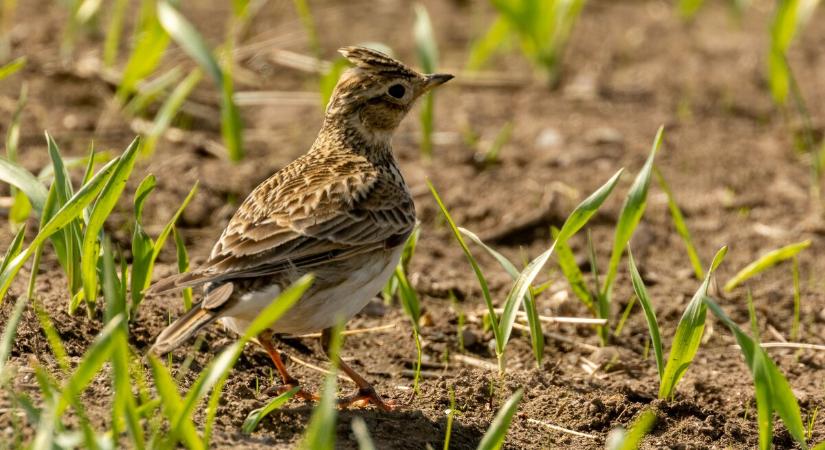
top-left (149, 46), bottom-right (452, 410)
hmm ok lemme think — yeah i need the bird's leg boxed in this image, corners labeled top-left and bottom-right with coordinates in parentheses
top-left (320, 328), bottom-right (394, 412)
top-left (258, 330), bottom-right (317, 401)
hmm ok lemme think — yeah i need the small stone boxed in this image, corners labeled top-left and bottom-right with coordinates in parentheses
top-left (461, 328), bottom-right (478, 348)
top-left (535, 128), bottom-right (564, 149)
top-left (585, 126), bottom-right (624, 146)
top-left (563, 72), bottom-right (599, 101)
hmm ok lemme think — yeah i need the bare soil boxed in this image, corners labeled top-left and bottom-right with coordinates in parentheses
top-left (1, 0), bottom-right (824, 448)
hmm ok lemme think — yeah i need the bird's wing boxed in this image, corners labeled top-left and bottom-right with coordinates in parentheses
top-left (148, 153), bottom-right (415, 297)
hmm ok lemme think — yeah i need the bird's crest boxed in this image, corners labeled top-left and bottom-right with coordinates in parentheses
top-left (338, 46), bottom-right (418, 79)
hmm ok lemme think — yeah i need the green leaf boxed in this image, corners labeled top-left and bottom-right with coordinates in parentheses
top-left (0, 156), bottom-right (121, 304)
top-left (0, 56), bottom-right (25, 80)
top-left (242, 387), bottom-right (299, 434)
top-left (460, 227), bottom-right (545, 365)
top-left (705, 297), bottom-right (808, 447)
top-left (299, 323), bottom-right (342, 450)
top-left (654, 167), bottom-right (703, 279)
top-left (103, 0), bottom-right (128, 67)
top-left (180, 275), bottom-right (312, 447)
top-left (466, 16), bottom-right (511, 70)
top-left (628, 249), bottom-right (663, 381)
top-left (723, 240), bottom-right (810, 292)
top-left (0, 225), bottom-right (26, 275)
top-left (0, 157), bottom-right (47, 214)
top-left (556, 167), bottom-right (624, 242)
top-left (157, 0), bottom-right (243, 161)
top-left (428, 181), bottom-right (501, 354)
top-left (413, 4), bottom-right (438, 73)
top-left (602, 126), bottom-right (664, 300)
top-left (477, 389), bottom-right (523, 450)
top-left (551, 226), bottom-right (593, 310)
top-left (80, 137), bottom-right (141, 307)
top-left (143, 68), bottom-right (202, 156)
top-left (55, 316), bottom-right (123, 417)
top-left (0, 293), bottom-right (29, 384)
top-left (148, 355), bottom-right (204, 450)
top-left (606, 409), bottom-right (657, 450)
top-left (117, 1), bottom-right (170, 99)
top-left (658, 246), bottom-right (727, 399)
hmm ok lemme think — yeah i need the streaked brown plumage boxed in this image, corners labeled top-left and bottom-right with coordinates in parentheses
top-left (149, 46), bottom-right (452, 410)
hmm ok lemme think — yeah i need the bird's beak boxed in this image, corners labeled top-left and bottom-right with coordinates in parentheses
top-left (423, 73), bottom-right (454, 90)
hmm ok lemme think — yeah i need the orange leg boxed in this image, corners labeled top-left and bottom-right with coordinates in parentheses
top-left (321, 328), bottom-right (395, 412)
top-left (258, 330), bottom-right (317, 401)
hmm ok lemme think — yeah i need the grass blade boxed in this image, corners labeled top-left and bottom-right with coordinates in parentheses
top-left (0, 225), bottom-right (26, 275)
top-left (0, 55), bottom-right (24, 80)
top-left (551, 226), bottom-right (593, 310)
top-left (658, 246), bottom-right (727, 399)
top-left (299, 322), bottom-right (343, 450)
top-left (654, 167), bottom-right (703, 279)
top-left (556, 168), bottom-right (624, 242)
top-left (148, 355), bottom-right (204, 450)
top-left (0, 157), bottom-right (47, 215)
top-left (80, 137), bottom-right (140, 308)
top-left (723, 240), bottom-right (810, 292)
top-left (628, 249), bottom-right (663, 381)
top-left (143, 68), bottom-right (202, 156)
top-left (0, 156), bottom-right (120, 303)
top-left (705, 296), bottom-right (808, 447)
top-left (602, 126), bottom-right (663, 300)
top-left (606, 409), bottom-right (657, 450)
top-left (157, 0), bottom-right (244, 161)
top-left (459, 228), bottom-right (544, 366)
top-left (117, 0), bottom-right (170, 100)
top-left (173, 226), bottom-right (193, 311)
top-left (477, 388), bottom-right (523, 450)
top-left (351, 416), bottom-right (376, 450)
top-left (428, 181), bottom-right (502, 353)
top-left (102, 0), bottom-right (127, 67)
top-left (242, 387), bottom-right (299, 434)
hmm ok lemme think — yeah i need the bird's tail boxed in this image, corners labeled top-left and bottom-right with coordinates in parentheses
top-left (151, 306), bottom-right (219, 355)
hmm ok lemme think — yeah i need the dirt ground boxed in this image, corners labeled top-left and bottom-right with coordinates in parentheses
top-left (1, 0), bottom-right (824, 448)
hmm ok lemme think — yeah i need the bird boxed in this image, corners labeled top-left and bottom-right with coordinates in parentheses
top-left (148, 46), bottom-right (453, 411)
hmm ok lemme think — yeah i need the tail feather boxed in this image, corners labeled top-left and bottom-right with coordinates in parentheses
top-left (151, 306), bottom-right (219, 355)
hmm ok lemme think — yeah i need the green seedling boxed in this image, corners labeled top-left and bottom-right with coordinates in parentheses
top-left (103, 0), bottom-right (128, 67)
top-left (299, 320), bottom-right (343, 450)
top-left (142, 68), bottom-right (203, 157)
top-left (605, 409), bottom-right (657, 450)
top-left (477, 388), bottom-right (523, 450)
top-left (292, 0), bottom-right (321, 59)
top-left (630, 246), bottom-right (727, 400)
top-left (242, 387), bottom-right (300, 434)
top-left (130, 175), bottom-right (198, 315)
top-left (6, 84), bottom-right (29, 227)
top-left (723, 240), bottom-right (810, 292)
top-left (705, 296), bottom-right (808, 449)
top-left (351, 416), bottom-right (377, 450)
top-left (437, 167), bottom-right (622, 373)
top-left (158, 0), bottom-right (244, 161)
top-left (414, 3), bottom-right (439, 158)
top-left (117, 0), bottom-right (172, 101)
top-left (0, 55), bottom-right (24, 80)
top-left (444, 386), bottom-right (457, 450)
top-left (395, 264), bottom-right (423, 394)
top-left (677, 0), bottom-right (749, 19)
top-left (149, 275), bottom-right (312, 448)
top-left (768, 0), bottom-right (819, 105)
top-left (468, 0), bottom-right (586, 86)
top-left (655, 167), bottom-right (703, 279)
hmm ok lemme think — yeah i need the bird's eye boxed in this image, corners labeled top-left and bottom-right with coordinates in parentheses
top-left (387, 84), bottom-right (406, 99)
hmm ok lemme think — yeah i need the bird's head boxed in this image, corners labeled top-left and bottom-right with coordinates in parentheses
top-left (325, 46), bottom-right (453, 141)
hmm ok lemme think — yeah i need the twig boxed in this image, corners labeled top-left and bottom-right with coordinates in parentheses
top-left (287, 354), bottom-right (355, 384)
top-left (527, 418), bottom-right (599, 440)
top-left (290, 323), bottom-right (397, 339)
top-left (731, 342), bottom-right (825, 351)
top-left (491, 308), bottom-right (607, 325)
top-left (451, 353), bottom-right (498, 372)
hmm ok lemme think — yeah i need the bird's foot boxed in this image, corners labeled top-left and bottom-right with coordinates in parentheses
top-left (338, 385), bottom-right (395, 412)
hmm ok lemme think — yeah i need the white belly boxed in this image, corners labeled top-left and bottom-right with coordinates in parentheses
top-left (220, 246), bottom-right (403, 336)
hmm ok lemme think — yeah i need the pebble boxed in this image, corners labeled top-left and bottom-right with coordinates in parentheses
top-left (461, 328), bottom-right (478, 348)
top-left (535, 128), bottom-right (564, 149)
top-left (584, 126), bottom-right (624, 146)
